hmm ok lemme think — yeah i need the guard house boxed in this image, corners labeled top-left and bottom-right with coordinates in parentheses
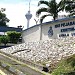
top-left (22, 16), bottom-right (75, 43)
top-left (0, 26), bottom-right (22, 35)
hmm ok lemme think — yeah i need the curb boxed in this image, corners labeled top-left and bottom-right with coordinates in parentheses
top-left (0, 61), bottom-right (26, 75)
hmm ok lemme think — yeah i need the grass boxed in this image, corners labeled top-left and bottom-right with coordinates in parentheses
top-left (52, 54), bottom-right (75, 75)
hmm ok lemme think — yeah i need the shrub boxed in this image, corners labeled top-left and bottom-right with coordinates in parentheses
top-left (52, 54), bottom-right (75, 75)
top-left (0, 35), bottom-right (9, 46)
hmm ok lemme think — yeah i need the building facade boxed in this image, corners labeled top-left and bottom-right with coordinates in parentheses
top-left (22, 16), bottom-right (75, 43)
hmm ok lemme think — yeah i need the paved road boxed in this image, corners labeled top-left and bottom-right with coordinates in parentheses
top-left (0, 66), bottom-right (13, 75)
top-left (0, 51), bottom-right (50, 75)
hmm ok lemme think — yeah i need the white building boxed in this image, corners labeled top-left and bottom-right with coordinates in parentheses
top-left (22, 16), bottom-right (75, 43)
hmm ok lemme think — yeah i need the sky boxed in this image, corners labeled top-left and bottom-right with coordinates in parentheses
top-left (0, 0), bottom-right (67, 29)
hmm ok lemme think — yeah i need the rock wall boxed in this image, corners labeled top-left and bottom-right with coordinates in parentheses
top-left (0, 37), bottom-right (75, 63)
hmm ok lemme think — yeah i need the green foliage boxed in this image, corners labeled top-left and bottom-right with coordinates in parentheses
top-left (36, 0), bottom-right (75, 23)
top-left (64, 0), bottom-right (75, 16)
top-left (0, 8), bottom-right (9, 26)
top-left (7, 31), bottom-right (21, 44)
top-left (52, 54), bottom-right (75, 75)
top-left (36, 0), bottom-right (65, 23)
top-left (0, 35), bottom-right (9, 46)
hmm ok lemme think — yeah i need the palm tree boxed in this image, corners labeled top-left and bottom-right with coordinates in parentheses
top-left (64, 0), bottom-right (75, 16)
top-left (36, 0), bottom-right (65, 23)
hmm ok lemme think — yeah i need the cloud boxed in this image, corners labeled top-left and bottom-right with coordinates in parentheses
top-left (0, 1), bottom-right (39, 29)
top-left (0, 0), bottom-right (52, 29)
top-left (0, 0), bottom-right (28, 4)
top-left (0, 3), bottom-right (26, 28)
top-left (0, 0), bottom-right (65, 29)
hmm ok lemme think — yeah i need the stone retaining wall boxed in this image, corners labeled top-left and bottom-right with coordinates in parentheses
top-left (0, 37), bottom-right (75, 63)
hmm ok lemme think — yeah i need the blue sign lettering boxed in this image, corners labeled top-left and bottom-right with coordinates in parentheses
top-left (59, 33), bottom-right (69, 37)
top-left (61, 27), bottom-right (75, 32)
top-left (55, 21), bottom-right (75, 28)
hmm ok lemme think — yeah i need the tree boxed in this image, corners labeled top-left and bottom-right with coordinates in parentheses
top-left (7, 31), bottom-right (21, 44)
top-left (64, 0), bottom-right (75, 16)
top-left (0, 8), bottom-right (9, 26)
top-left (36, 0), bottom-right (65, 23)
top-left (0, 36), bottom-right (9, 46)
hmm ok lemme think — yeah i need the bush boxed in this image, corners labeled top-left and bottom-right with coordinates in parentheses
top-left (7, 31), bottom-right (21, 44)
top-left (52, 54), bottom-right (75, 75)
top-left (0, 36), bottom-right (9, 46)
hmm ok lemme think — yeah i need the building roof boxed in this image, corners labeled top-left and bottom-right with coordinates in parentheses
top-left (0, 26), bottom-right (22, 32)
top-left (23, 16), bottom-right (75, 32)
